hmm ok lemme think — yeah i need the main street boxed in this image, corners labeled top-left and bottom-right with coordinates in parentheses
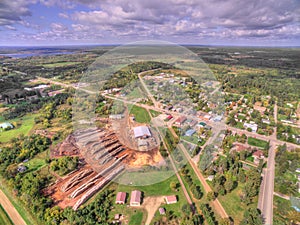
top-left (258, 143), bottom-right (276, 225)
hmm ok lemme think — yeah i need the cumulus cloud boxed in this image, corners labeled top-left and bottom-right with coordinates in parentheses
top-left (0, 0), bottom-right (36, 26)
top-left (68, 0), bottom-right (300, 42)
top-left (1, 0), bottom-right (300, 44)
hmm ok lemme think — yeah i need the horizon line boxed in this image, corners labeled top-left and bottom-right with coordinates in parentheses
top-left (0, 43), bottom-right (299, 48)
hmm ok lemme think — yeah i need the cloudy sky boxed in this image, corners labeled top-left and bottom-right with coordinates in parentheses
top-left (0, 0), bottom-right (299, 46)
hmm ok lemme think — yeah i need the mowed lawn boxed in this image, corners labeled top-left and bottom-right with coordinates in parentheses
top-left (247, 137), bottom-right (268, 149)
top-left (0, 113), bottom-right (38, 142)
top-left (114, 174), bottom-right (188, 217)
top-left (0, 204), bottom-right (13, 225)
top-left (128, 104), bottom-right (151, 123)
top-left (129, 211), bottom-right (144, 225)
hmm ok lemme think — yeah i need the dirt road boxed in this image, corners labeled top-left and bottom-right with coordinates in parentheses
top-left (0, 189), bottom-right (26, 225)
top-left (143, 196), bottom-right (165, 225)
top-left (178, 143), bottom-right (229, 219)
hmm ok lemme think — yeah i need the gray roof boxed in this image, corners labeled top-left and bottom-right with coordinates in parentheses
top-left (133, 126), bottom-right (151, 138)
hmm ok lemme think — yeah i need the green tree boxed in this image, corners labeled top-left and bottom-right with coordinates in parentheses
top-left (241, 208), bottom-right (263, 225)
top-left (207, 191), bottom-right (216, 201)
top-left (170, 181), bottom-right (178, 191)
top-left (224, 179), bottom-right (235, 193)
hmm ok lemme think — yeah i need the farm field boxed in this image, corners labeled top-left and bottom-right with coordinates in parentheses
top-left (0, 113), bottom-right (38, 142)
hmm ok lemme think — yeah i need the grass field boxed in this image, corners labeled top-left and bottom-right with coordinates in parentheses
top-left (113, 174), bottom-right (188, 218)
top-left (24, 150), bottom-right (48, 173)
top-left (128, 104), bottom-right (151, 123)
top-left (182, 135), bottom-right (199, 145)
top-left (129, 211), bottom-right (144, 225)
top-left (0, 204), bottom-right (13, 225)
top-left (126, 87), bottom-right (146, 99)
top-left (41, 61), bottom-right (79, 68)
top-left (149, 109), bottom-right (161, 117)
top-left (247, 137), bottom-right (268, 149)
top-left (0, 113), bottom-right (38, 142)
top-left (273, 196), bottom-right (293, 224)
top-left (218, 183), bottom-right (257, 224)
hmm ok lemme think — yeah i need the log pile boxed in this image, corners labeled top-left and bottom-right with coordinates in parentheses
top-left (73, 165), bottom-right (125, 210)
top-left (61, 169), bottom-right (94, 192)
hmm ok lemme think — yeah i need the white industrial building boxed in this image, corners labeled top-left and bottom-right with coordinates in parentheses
top-left (133, 126), bottom-right (151, 138)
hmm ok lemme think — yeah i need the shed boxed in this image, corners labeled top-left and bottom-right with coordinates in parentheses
top-left (130, 190), bottom-right (142, 206)
top-left (165, 195), bottom-right (177, 204)
top-left (116, 192), bottom-right (126, 204)
top-left (159, 207), bottom-right (166, 215)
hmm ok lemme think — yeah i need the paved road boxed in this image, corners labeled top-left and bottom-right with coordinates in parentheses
top-left (0, 189), bottom-right (27, 225)
top-left (258, 143), bottom-right (276, 225)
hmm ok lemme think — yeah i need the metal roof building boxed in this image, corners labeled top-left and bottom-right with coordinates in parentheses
top-left (130, 190), bottom-right (142, 206)
top-left (133, 126), bottom-right (151, 138)
top-left (0, 122), bottom-right (13, 129)
top-left (185, 129), bottom-right (196, 137)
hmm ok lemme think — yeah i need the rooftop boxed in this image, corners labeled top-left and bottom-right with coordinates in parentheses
top-left (133, 126), bottom-right (151, 138)
top-left (130, 190), bottom-right (142, 204)
top-left (0, 122), bottom-right (13, 129)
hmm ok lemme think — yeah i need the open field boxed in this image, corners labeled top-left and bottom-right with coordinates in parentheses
top-left (149, 109), bottom-right (161, 117)
top-left (0, 113), bottom-right (38, 142)
top-left (24, 150), bottom-right (48, 172)
top-left (218, 183), bottom-right (258, 224)
top-left (0, 204), bottom-right (13, 225)
top-left (247, 137), bottom-right (268, 149)
top-left (113, 174), bottom-right (187, 218)
top-left (129, 211), bottom-right (144, 225)
top-left (41, 61), bottom-right (80, 68)
top-left (128, 104), bottom-right (151, 123)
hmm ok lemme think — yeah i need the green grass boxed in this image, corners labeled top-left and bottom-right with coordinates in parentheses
top-left (116, 174), bottom-right (183, 196)
top-left (149, 109), bottom-right (161, 117)
top-left (218, 183), bottom-right (255, 224)
top-left (24, 150), bottom-right (48, 172)
top-left (126, 87), bottom-right (146, 99)
top-left (273, 196), bottom-right (295, 224)
top-left (114, 174), bottom-right (188, 218)
top-left (0, 177), bottom-right (38, 225)
top-left (41, 61), bottom-right (79, 68)
top-left (129, 211), bottom-right (144, 225)
top-left (182, 135), bottom-right (199, 145)
top-left (247, 137), bottom-right (268, 149)
top-left (128, 104), bottom-right (151, 123)
top-left (0, 113), bottom-right (38, 143)
top-left (0, 204), bottom-right (13, 225)
top-left (246, 156), bottom-right (254, 162)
